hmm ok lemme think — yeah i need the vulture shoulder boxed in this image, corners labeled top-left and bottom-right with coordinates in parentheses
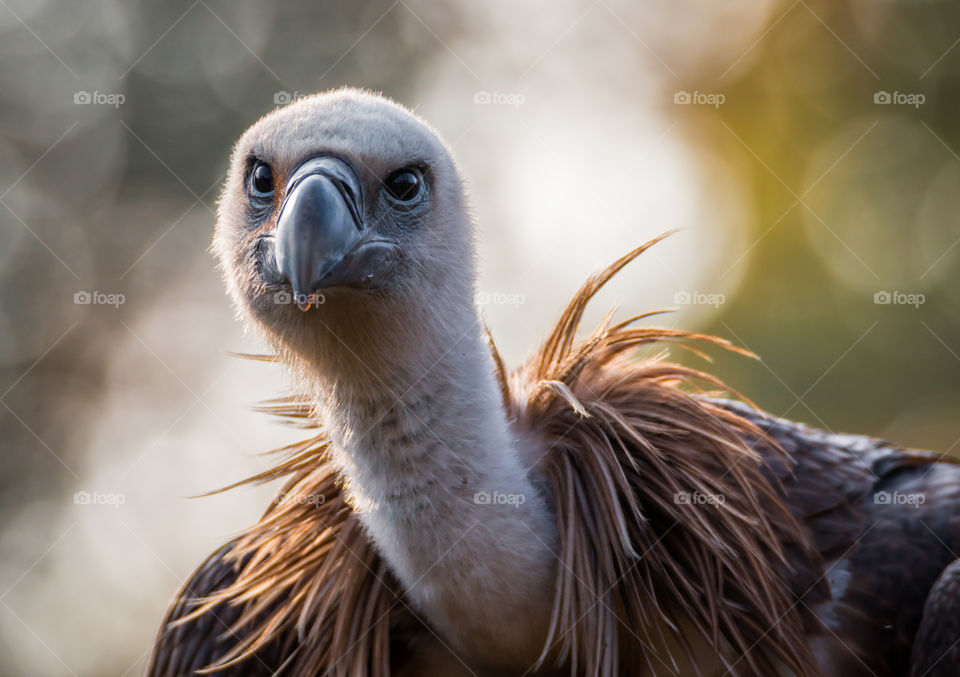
top-left (910, 558), bottom-right (960, 677)
top-left (145, 461), bottom-right (426, 677)
top-left (723, 401), bottom-right (960, 676)
top-left (146, 543), bottom-right (288, 676)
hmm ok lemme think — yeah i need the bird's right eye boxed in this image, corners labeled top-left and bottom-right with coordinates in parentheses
top-left (250, 161), bottom-right (274, 198)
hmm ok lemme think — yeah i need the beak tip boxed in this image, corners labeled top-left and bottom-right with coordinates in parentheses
top-left (286, 282), bottom-right (318, 311)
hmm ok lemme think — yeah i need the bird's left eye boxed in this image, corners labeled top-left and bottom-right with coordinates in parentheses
top-left (250, 161), bottom-right (274, 198)
top-left (383, 167), bottom-right (423, 204)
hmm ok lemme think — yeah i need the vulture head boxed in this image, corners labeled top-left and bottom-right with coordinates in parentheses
top-left (215, 89), bottom-right (475, 389)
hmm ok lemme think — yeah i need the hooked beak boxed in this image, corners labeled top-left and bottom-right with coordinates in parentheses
top-left (273, 156), bottom-right (395, 310)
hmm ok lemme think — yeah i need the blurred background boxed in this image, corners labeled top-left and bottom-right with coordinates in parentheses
top-left (0, 0), bottom-right (958, 674)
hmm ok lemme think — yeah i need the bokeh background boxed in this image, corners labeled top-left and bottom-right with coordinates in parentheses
top-left (1, 0), bottom-right (958, 674)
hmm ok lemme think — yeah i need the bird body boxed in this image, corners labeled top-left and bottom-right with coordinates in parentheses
top-left (147, 89), bottom-right (960, 676)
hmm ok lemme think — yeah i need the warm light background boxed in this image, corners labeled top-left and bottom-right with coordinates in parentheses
top-left (1, 1), bottom-right (958, 674)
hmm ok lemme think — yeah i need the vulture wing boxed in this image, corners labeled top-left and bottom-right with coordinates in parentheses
top-left (910, 559), bottom-right (960, 676)
top-left (145, 456), bottom-right (423, 677)
top-left (146, 543), bottom-right (290, 676)
top-left (726, 401), bottom-right (960, 676)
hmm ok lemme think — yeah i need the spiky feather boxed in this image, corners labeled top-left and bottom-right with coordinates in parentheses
top-left (148, 236), bottom-right (818, 676)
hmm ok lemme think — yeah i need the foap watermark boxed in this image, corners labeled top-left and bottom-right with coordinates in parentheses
top-left (474, 490), bottom-right (526, 507)
top-left (74, 291), bottom-right (125, 308)
top-left (874, 291), bottom-right (925, 308)
top-left (274, 290), bottom-right (325, 308)
top-left (475, 290), bottom-right (526, 309)
top-left (273, 491), bottom-right (326, 507)
top-left (473, 90), bottom-right (525, 108)
top-left (674, 290), bottom-right (725, 308)
top-left (274, 90), bottom-right (308, 105)
top-left (674, 490), bottom-right (726, 507)
top-left (74, 490), bottom-right (126, 508)
top-left (74, 90), bottom-right (125, 108)
top-left (874, 91), bottom-right (925, 108)
top-left (674, 90), bottom-right (725, 108)
top-left (874, 490), bottom-right (925, 509)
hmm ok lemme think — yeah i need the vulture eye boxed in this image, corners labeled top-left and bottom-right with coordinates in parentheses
top-left (250, 161), bottom-right (274, 198)
top-left (383, 167), bottom-right (423, 204)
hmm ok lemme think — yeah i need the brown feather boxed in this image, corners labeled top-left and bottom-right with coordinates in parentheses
top-left (151, 234), bottom-right (818, 676)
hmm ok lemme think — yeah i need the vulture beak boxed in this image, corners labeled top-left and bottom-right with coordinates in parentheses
top-left (273, 156), bottom-right (394, 310)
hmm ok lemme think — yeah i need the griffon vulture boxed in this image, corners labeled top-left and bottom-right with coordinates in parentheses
top-left (146, 89), bottom-right (960, 677)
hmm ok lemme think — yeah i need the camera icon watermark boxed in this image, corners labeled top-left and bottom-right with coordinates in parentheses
top-left (74, 91), bottom-right (125, 108)
top-left (274, 90), bottom-right (306, 105)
